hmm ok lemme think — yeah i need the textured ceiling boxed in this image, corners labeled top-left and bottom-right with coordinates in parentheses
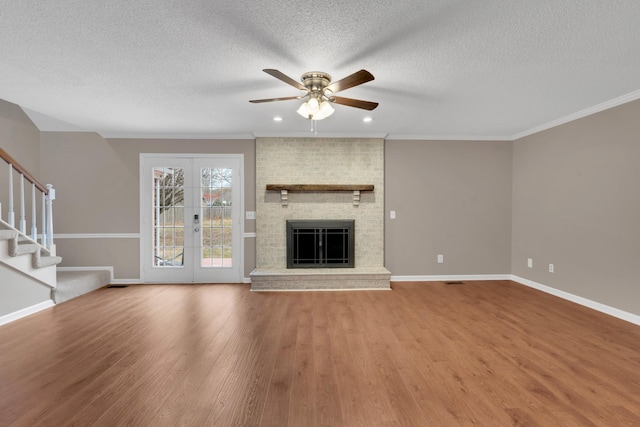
top-left (1, 1), bottom-right (640, 140)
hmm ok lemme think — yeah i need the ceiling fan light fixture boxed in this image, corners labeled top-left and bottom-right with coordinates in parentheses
top-left (296, 102), bottom-right (311, 119)
top-left (315, 101), bottom-right (334, 120)
top-left (307, 97), bottom-right (319, 113)
top-left (296, 99), bottom-right (334, 120)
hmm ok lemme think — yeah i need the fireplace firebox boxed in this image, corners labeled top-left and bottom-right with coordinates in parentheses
top-left (286, 220), bottom-right (355, 268)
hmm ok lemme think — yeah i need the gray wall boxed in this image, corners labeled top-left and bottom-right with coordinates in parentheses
top-left (0, 100), bottom-right (41, 225)
top-left (0, 267), bottom-right (51, 317)
top-left (512, 99), bottom-right (640, 315)
top-left (385, 140), bottom-right (513, 275)
top-left (0, 100), bottom-right (40, 175)
top-left (39, 133), bottom-right (256, 280)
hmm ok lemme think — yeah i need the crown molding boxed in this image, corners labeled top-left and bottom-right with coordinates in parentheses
top-left (511, 89), bottom-right (640, 141)
top-left (252, 132), bottom-right (389, 139)
top-left (100, 132), bottom-right (256, 140)
top-left (384, 134), bottom-right (512, 141)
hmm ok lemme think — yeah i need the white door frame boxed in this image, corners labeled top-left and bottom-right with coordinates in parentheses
top-left (139, 153), bottom-right (244, 283)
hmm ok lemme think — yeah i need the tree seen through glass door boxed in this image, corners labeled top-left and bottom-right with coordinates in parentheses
top-left (153, 167), bottom-right (184, 267)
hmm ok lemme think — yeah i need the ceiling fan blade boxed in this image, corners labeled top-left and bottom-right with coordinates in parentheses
top-left (325, 69), bottom-right (374, 94)
top-left (249, 96), bottom-right (303, 103)
top-left (329, 96), bottom-right (379, 111)
top-left (263, 69), bottom-right (306, 91)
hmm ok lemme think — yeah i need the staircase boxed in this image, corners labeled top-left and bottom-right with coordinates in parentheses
top-left (0, 222), bottom-right (60, 324)
top-left (1, 221), bottom-right (112, 327)
top-left (1, 147), bottom-right (111, 325)
top-left (0, 226), bottom-right (61, 288)
top-left (1, 221), bottom-right (112, 295)
top-left (55, 270), bottom-right (111, 304)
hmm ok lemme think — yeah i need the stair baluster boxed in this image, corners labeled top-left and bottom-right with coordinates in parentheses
top-left (19, 174), bottom-right (26, 234)
top-left (45, 184), bottom-right (55, 252)
top-left (31, 182), bottom-right (37, 241)
top-left (8, 163), bottom-right (15, 227)
top-left (41, 192), bottom-right (46, 247)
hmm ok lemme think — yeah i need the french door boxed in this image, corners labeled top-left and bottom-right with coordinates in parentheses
top-left (140, 154), bottom-right (243, 283)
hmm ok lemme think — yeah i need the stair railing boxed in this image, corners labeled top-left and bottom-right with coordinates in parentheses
top-left (0, 147), bottom-right (56, 253)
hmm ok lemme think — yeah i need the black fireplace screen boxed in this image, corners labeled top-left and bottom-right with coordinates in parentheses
top-left (286, 220), bottom-right (355, 268)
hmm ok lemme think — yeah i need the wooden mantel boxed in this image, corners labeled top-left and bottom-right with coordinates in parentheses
top-left (266, 184), bottom-right (374, 192)
top-left (266, 184), bottom-right (374, 206)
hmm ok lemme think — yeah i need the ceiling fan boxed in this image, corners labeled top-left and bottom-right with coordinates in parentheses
top-left (249, 69), bottom-right (378, 120)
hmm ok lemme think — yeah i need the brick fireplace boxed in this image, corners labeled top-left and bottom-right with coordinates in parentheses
top-left (250, 137), bottom-right (390, 290)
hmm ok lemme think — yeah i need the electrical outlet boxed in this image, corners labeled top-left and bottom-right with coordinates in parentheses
top-left (527, 258), bottom-right (533, 268)
top-left (437, 254), bottom-right (444, 264)
top-left (549, 264), bottom-right (554, 273)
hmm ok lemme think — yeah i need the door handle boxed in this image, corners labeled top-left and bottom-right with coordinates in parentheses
top-left (194, 227), bottom-right (200, 232)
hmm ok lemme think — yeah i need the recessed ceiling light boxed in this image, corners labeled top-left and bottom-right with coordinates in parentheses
top-left (363, 117), bottom-right (373, 123)
top-left (273, 116), bottom-right (283, 122)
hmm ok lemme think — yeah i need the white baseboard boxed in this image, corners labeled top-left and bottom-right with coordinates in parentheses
top-left (251, 287), bottom-right (392, 292)
top-left (511, 275), bottom-right (640, 326)
top-left (0, 300), bottom-right (54, 327)
top-left (110, 279), bottom-right (248, 285)
top-left (110, 278), bottom-right (142, 285)
top-left (391, 274), bottom-right (512, 282)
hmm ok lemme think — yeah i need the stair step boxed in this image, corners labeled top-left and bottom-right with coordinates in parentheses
top-left (54, 270), bottom-right (111, 304)
top-left (1, 228), bottom-right (61, 270)
top-left (12, 242), bottom-right (38, 256)
top-left (36, 255), bottom-right (63, 268)
top-left (0, 230), bottom-right (18, 240)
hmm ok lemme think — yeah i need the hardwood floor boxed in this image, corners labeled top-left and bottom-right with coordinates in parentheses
top-left (1, 281), bottom-right (639, 426)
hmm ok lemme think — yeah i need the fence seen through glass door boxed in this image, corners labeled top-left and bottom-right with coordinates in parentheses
top-left (200, 167), bottom-right (233, 268)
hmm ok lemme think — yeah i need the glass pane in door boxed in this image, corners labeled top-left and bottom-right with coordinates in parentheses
top-left (152, 167), bottom-right (184, 267)
top-left (200, 167), bottom-right (233, 268)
